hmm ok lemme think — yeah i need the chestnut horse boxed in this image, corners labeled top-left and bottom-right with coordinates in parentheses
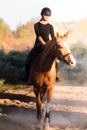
top-left (29, 32), bottom-right (76, 121)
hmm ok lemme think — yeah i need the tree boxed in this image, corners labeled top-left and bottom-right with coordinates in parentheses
top-left (0, 18), bottom-right (12, 36)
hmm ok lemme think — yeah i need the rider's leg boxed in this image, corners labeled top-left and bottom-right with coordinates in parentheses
top-left (25, 60), bottom-right (32, 81)
top-left (24, 44), bottom-right (43, 82)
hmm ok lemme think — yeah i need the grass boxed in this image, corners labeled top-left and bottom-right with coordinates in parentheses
top-left (0, 108), bottom-right (2, 113)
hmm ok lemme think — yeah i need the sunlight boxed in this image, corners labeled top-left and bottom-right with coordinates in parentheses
top-left (0, 0), bottom-right (87, 30)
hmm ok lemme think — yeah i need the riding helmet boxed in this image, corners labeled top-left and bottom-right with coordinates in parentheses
top-left (41, 7), bottom-right (51, 16)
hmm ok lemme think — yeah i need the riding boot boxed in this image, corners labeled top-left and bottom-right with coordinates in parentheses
top-left (21, 59), bottom-right (31, 82)
top-left (25, 63), bottom-right (30, 81)
top-left (25, 67), bottom-right (33, 86)
top-left (56, 60), bottom-right (62, 82)
top-left (22, 44), bottom-right (43, 83)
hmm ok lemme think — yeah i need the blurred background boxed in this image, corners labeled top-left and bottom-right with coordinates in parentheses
top-left (0, 0), bottom-right (87, 87)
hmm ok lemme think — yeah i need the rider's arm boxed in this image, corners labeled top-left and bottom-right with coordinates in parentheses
top-left (50, 25), bottom-right (55, 39)
top-left (34, 23), bottom-right (46, 45)
top-left (38, 36), bottom-right (46, 45)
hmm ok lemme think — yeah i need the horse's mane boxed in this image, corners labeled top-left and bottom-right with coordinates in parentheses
top-left (44, 37), bottom-right (56, 51)
top-left (37, 37), bottom-right (57, 71)
top-left (41, 37), bottom-right (57, 59)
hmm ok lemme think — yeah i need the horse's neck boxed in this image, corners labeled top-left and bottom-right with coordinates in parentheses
top-left (39, 38), bottom-right (57, 71)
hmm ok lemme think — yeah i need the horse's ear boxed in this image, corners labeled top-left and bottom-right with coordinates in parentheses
top-left (63, 32), bottom-right (68, 39)
top-left (56, 32), bottom-right (59, 38)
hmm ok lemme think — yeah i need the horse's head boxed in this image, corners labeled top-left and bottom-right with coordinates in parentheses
top-left (55, 32), bottom-right (76, 68)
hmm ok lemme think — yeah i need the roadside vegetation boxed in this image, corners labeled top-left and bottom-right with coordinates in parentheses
top-left (0, 17), bottom-right (87, 91)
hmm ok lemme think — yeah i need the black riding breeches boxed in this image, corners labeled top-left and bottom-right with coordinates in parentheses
top-left (25, 44), bottom-right (43, 80)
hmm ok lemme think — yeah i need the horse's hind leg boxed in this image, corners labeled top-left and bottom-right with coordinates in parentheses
top-left (33, 87), bottom-right (42, 120)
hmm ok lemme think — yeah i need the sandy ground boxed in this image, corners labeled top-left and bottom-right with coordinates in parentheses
top-left (0, 83), bottom-right (87, 130)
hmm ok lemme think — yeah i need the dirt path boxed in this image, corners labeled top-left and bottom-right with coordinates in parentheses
top-left (0, 84), bottom-right (87, 130)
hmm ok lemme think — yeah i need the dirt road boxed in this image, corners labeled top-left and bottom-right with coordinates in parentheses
top-left (0, 84), bottom-right (87, 130)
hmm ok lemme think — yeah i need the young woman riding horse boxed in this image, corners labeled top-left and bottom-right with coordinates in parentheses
top-left (29, 32), bottom-right (76, 121)
top-left (25, 7), bottom-right (61, 83)
top-left (25, 7), bottom-right (76, 121)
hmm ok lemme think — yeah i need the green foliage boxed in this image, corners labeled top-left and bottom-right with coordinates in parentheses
top-left (16, 21), bottom-right (35, 39)
top-left (0, 79), bottom-right (6, 92)
top-left (60, 43), bottom-right (87, 85)
top-left (60, 53), bottom-right (87, 85)
top-left (0, 108), bottom-right (2, 113)
top-left (71, 44), bottom-right (87, 59)
top-left (0, 17), bottom-right (87, 86)
top-left (0, 49), bottom-right (27, 84)
top-left (0, 18), bottom-right (12, 36)
top-left (0, 49), bottom-right (5, 58)
top-left (16, 22), bottom-right (34, 39)
top-left (16, 26), bottom-right (29, 39)
top-left (2, 51), bottom-right (26, 67)
top-left (0, 79), bottom-right (5, 86)
top-left (0, 18), bottom-right (35, 39)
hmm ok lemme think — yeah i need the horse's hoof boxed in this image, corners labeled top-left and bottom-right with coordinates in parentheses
top-left (44, 111), bottom-right (50, 123)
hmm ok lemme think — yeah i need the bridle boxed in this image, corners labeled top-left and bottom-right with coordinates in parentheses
top-left (60, 52), bottom-right (72, 64)
top-left (54, 38), bottom-right (72, 65)
top-left (56, 45), bottom-right (72, 65)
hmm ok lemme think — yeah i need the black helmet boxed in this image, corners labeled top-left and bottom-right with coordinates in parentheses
top-left (41, 7), bottom-right (51, 16)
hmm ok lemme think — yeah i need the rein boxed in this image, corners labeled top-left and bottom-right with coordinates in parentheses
top-left (55, 38), bottom-right (71, 64)
top-left (59, 52), bottom-right (71, 64)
